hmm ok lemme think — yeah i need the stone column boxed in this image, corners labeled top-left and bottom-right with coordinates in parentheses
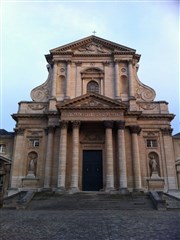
top-left (116, 121), bottom-right (128, 193)
top-left (52, 61), bottom-right (58, 97)
top-left (128, 60), bottom-right (134, 97)
top-left (104, 121), bottom-right (115, 191)
top-left (129, 125), bottom-right (142, 191)
top-left (10, 128), bottom-right (25, 189)
top-left (161, 128), bottom-right (178, 190)
top-left (65, 60), bottom-right (71, 99)
top-left (70, 121), bottom-right (81, 192)
top-left (44, 126), bottom-right (55, 189)
top-left (114, 60), bottom-right (120, 99)
top-left (57, 121), bottom-right (68, 191)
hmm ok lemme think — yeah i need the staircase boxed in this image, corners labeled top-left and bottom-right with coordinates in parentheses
top-left (26, 191), bottom-right (155, 210)
top-left (163, 193), bottom-right (180, 210)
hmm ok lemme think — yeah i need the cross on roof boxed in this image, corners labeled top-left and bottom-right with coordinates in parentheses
top-left (92, 30), bottom-right (97, 35)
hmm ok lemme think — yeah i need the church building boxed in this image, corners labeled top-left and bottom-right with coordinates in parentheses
top-left (9, 35), bottom-right (178, 195)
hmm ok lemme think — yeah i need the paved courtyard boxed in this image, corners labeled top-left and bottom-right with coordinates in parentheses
top-left (1, 209), bottom-right (180, 240)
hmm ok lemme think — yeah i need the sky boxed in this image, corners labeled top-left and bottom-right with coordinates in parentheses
top-left (1, 0), bottom-right (179, 134)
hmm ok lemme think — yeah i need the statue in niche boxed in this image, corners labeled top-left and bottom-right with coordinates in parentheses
top-left (149, 156), bottom-right (160, 177)
top-left (27, 152), bottom-right (37, 177)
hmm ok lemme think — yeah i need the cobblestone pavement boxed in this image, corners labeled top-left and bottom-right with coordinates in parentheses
top-left (0, 209), bottom-right (180, 240)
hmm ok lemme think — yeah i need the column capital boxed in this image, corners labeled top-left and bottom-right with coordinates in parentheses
top-left (71, 120), bottom-right (81, 129)
top-left (45, 126), bottom-right (55, 135)
top-left (59, 120), bottom-right (68, 129)
top-left (116, 120), bottom-right (125, 130)
top-left (129, 125), bottom-right (141, 134)
top-left (104, 121), bottom-right (114, 129)
top-left (14, 128), bottom-right (25, 135)
top-left (103, 61), bottom-right (110, 66)
top-left (161, 128), bottom-right (173, 136)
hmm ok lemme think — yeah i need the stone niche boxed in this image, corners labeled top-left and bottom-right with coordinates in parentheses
top-left (146, 152), bottom-right (165, 191)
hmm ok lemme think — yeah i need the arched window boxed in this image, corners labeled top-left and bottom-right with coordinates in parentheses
top-left (87, 81), bottom-right (99, 94)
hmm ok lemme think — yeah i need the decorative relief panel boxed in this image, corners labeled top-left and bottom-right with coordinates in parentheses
top-left (138, 103), bottom-right (159, 111)
top-left (75, 42), bottom-right (111, 54)
top-left (61, 110), bottom-right (123, 120)
top-left (28, 103), bottom-right (47, 111)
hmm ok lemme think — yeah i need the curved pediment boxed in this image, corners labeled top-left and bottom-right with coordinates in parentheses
top-left (57, 93), bottom-right (128, 110)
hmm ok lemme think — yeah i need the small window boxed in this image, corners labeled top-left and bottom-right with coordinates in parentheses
top-left (0, 144), bottom-right (6, 153)
top-left (147, 140), bottom-right (157, 148)
top-left (29, 139), bottom-right (39, 148)
top-left (87, 81), bottom-right (99, 94)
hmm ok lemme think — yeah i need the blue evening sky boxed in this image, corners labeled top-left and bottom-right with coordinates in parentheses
top-left (1, 1), bottom-right (179, 134)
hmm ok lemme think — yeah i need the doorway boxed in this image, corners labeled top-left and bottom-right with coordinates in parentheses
top-left (82, 150), bottom-right (103, 191)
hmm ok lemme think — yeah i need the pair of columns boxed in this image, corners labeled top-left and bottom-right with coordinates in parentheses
top-left (105, 121), bottom-right (128, 192)
top-left (44, 121), bottom-right (142, 192)
top-left (44, 121), bottom-right (80, 192)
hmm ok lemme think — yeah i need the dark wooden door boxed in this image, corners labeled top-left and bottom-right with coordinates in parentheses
top-left (82, 150), bottom-right (103, 191)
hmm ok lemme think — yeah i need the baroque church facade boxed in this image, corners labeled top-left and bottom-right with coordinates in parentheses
top-left (9, 35), bottom-right (178, 194)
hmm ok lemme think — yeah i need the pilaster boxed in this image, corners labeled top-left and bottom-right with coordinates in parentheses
top-left (161, 128), bottom-right (178, 190)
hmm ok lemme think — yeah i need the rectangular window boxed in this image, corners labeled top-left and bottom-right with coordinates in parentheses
top-left (147, 139), bottom-right (157, 148)
top-left (30, 139), bottom-right (39, 148)
top-left (0, 144), bottom-right (6, 153)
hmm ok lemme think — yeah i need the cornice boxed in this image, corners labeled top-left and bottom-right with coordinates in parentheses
top-left (138, 114), bottom-right (175, 120)
top-left (12, 113), bottom-right (48, 120)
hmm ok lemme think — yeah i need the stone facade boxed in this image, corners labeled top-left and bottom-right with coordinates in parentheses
top-left (173, 133), bottom-right (180, 189)
top-left (0, 130), bottom-right (13, 197)
top-left (8, 35), bottom-right (178, 194)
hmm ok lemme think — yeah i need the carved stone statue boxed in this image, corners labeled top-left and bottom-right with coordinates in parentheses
top-left (149, 156), bottom-right (159, 177)
top-left (27, 152), bottom-right (37, 177)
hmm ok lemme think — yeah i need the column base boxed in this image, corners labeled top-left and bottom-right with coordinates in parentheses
top-left (42, 187), bottom-right (52, 192)
top-left (105, 187), bottom-right (115, 193)
top-left (69, 187), bottom-right (79, 194)
top-left (133, 188), bottom-right (144, 193)
top-left (119, 188), bottom-right (129, 195)
top-left (56, 187), bottom-right (66, 193)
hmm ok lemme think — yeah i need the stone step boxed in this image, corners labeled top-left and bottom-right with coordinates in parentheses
top-left (162, 194), bottom-right (180, 210)
top-left (27, 192), bottom-right (155, 210)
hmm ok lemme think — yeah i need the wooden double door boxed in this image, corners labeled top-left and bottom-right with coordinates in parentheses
top-left (82, 150), bottom-right (103, 191)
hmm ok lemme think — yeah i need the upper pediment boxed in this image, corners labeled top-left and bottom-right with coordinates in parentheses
top-left (50, 35), bottom-right (136, 55)
top-left (57, 93), bottom-right (128, 110)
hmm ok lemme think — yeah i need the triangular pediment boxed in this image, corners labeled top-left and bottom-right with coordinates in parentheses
top-left (50, 35), bottom-right (136, 55)
top-left (57, 93), bottom-right (128, 110)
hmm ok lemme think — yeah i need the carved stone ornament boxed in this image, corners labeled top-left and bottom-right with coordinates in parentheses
top-left (28, 103), bottom-right (46, 110)
top-left (116, 120), bottom-right (125, 129)
top-left (59, 120), bottom-right (69, 129)
top-left (31, 84), bottom-right (49, 102)
top-left (161, 128), bottom-right (173, 136)
top-left (121, 68), bottom-right (126, 73)
top-left (136, 86), bottom-right (155, 102)
top-left (83, 133), bottom-right (103, 142)
top-left (138, 103), bottom-right (158, 110)
top-left (71, 120), bottom-right (81, 128)
top-left (77, 43), bottom-right (110, 54)
top-left (104, 121), bottom-right (114, 129)
top-left (30, 64), bottom-right (52, 102)
top-left (14, 128), bottom-right (25, 135)
top-left (129, 125), bottom-right (141, 134)
top-left (60, 68), bottom-right (65, 73)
